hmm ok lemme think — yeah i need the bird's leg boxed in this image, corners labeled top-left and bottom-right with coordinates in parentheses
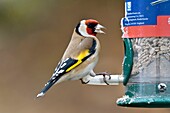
top-left (95, 72), bottom-right (111, 85)
top-left (89, 70), bottom-right (96, 77)
top-left (80, 71), bottom-right (112, 85)
top-left (80, 71), bottom-right (96, 84)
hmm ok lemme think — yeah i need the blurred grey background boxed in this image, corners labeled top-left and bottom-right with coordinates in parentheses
top-left (0, 0), bottom-right (169, 113)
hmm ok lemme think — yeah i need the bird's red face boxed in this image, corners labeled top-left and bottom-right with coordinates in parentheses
top-left (85, 19), bottom-right (99, 36)
top-left (76, 19), bottom-right (105, 38)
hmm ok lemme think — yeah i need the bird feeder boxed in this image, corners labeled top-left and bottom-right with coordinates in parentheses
top-left (117, 0), bottom-right (170, 107)
top-left (84, 0), bottom-right (170, 108)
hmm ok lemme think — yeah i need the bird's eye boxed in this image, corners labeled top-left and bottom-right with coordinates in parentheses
top-left (87, 23), bottom-right (97, 28)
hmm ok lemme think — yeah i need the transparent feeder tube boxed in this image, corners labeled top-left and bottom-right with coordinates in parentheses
top-left (127, 37), bottom-right (170, 96)
top-left (117, 37), bottom-right (170, 107)
top-left (130, 38), bottom-right (170, 84)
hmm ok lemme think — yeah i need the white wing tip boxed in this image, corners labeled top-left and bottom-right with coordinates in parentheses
top-left (37, 92), bottom-right (45, 98)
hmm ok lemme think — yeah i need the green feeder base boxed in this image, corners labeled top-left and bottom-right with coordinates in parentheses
top-left (117, 96), bottom-right (170, 108)
top-left (117, 83), bottom-right (170, 108)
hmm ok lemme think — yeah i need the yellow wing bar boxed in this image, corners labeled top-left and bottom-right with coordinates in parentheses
top-left (66, 49), bottom-right (89, 72)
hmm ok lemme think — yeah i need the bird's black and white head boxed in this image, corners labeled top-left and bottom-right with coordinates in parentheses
top-left (75, 19), bottom-right (105, 38)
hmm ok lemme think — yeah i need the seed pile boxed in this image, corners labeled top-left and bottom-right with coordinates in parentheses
top-left (131, 37), bottom-right (170, 75)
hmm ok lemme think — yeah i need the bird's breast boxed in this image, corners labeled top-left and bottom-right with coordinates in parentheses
top-left (69, 56), bottom-right (99, 80)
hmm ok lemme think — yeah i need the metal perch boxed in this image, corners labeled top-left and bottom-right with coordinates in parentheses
top-left (82, 74), bottom-right (124, 85)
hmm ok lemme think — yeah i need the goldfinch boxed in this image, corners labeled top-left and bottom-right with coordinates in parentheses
top-left (37, 19), bottom-right (105, 98)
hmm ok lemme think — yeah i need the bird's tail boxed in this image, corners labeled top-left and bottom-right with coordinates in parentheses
top-left (36, 76), bottom-right (60, 98)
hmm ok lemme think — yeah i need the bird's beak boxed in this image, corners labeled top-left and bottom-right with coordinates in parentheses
top-left (95, 24), bottom-right (105, 34)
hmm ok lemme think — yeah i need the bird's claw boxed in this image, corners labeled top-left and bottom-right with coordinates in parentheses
top-left (80, 78), bottom-right (90, 84)
top-left (96, 72), bottom-right (111, 85)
